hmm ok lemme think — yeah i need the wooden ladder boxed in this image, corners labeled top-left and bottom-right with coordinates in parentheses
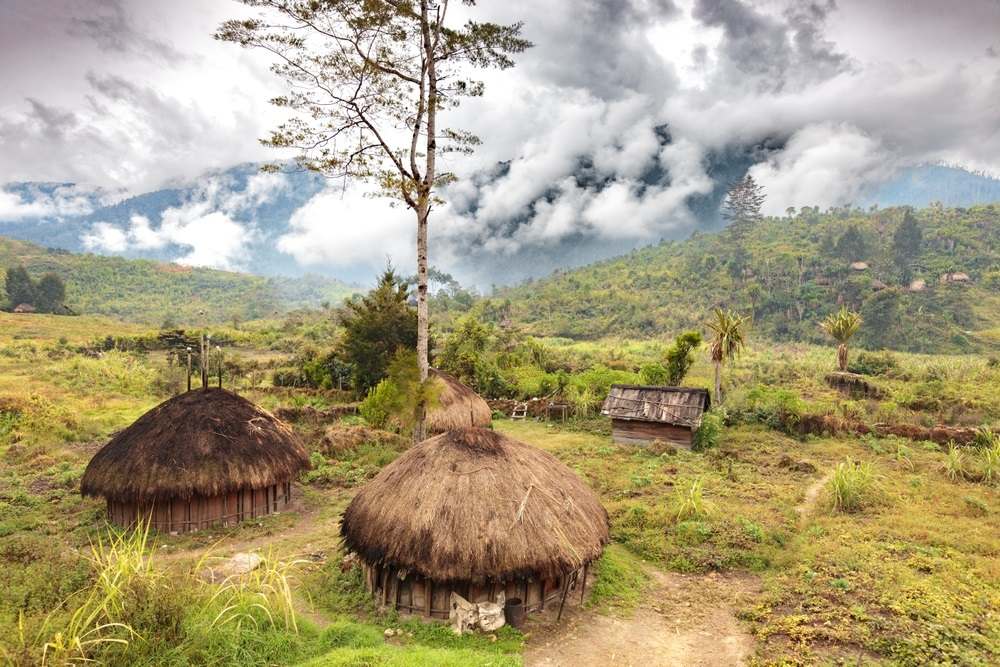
top-left (511, 402), bottom-right (528, 420)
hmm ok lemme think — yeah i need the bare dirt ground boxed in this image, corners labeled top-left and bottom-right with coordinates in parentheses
top-left (523, 568), bottom-right (760, 667)
top-left (796, 469), bottom-right (834, 526)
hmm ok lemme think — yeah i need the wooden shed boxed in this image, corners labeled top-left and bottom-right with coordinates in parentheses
top-left (81, 388), bottom-right (309, 533)
top-left (340, 427), bottom-right (609, 619)
top-left (601, 385), bottom-right (711, 448)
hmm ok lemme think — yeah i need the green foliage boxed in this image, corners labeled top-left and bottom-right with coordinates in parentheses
top-left (848, 350), bottom-right (899, 376)
top-left (892, 210), bottom-right (923, 281)
top-left (639, 362), bottom-right (668, 385)
top-left (828, 458), bottom-right (881, 513)
top-left (670, 478), bottom-right (711, 522)
top-left (692, 411), bottom-right (723, 451)
top-left (341, 266), bottom-right (417, 394)
top-left (585, 544), bottom-right (649, 612)
top-left (820, 306), bottom-right (863, 371)
top-left (4, 265), bottom-right (36, 308)
top-left (469, 204), bottom-right (1000, 355)
top-left (663, 331), bottom-right (702, 385)
top-left (359, 379), bottom-right (397, 430)
top-left (729, 385), bottom-right (804, 433)
top-left (0, 237), bottom-right (354, 324)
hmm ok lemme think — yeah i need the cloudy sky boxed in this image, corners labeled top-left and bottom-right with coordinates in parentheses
top-left (1, 0), bottom-right (998, 282)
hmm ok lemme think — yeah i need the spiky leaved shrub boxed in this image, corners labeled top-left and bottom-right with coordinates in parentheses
top-left (942, 445), bottom-right (966, 481)
top-left (827, 458), bottom-right (880, 513)
top-left (670, 478), bottom-right (711, 522)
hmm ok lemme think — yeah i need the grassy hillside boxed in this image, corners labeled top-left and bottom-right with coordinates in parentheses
top-left (486, 204), bottom-right (1000, 354)
top-left (0, 237), bottom-right (358, 325)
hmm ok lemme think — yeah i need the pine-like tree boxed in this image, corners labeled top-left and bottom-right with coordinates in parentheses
top-left (341, 266), bottom-right (418, 395)
top-left (892, 210), bottom-right (922, 283)
top-left (35, 273), bottom-right (66, 313)
top-left (721, 174), bottom-right (766, 241)
top-left (5, 266), bottom-right (36, 308)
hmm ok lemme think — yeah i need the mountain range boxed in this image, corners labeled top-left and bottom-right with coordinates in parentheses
top-left (1, 163), bottom-right (999, 289)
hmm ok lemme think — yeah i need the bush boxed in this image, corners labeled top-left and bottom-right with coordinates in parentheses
top-left (729, 385), bottom-right (804, 433)
top-left (828, 458), bottom-right (880, 513)
top-left (670, 478), bottom-right (711, 522)
top-left (692, 411), bottom-right (723, 451)
top-left (359, 379), bottom-right (398, 429)
top-left (847, 350), bottom-right (899, 376)
top-left (639, 363), bottom-right (669, 385)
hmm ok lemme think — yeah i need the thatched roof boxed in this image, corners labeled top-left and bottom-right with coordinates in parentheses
top-left (81, 388), bottom-right (308, 503)
top-left (340, 427), bottom-right (609, 582)
top-left (425, 368), bottom-right (492, 435)
top-left (601, 384), bottom-right (710, 428)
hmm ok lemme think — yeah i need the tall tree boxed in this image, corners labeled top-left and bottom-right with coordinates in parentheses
top-left (217, 1), bottom-right (530, 440)
top-left (5, 266), bottom-right (36, 308)
top-left (706, 308), bottom-right (748, 404)
top-left (892, 210), bottom-right (922, 283)
top-left (35, 273), bottom-right (66, 313)
top-left (341, 266), bottom-right (418, 394)
top-left (820, 306), bottom-right (862, 371)
top-left (835, 225), bottom-right (868, 261)
top-left (721, 173), bottom-right (766, 241)
top-left (663, 331), bottom-right (702, 386)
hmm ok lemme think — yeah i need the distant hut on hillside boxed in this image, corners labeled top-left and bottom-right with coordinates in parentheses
top-left (340, 428), bottom-right (609, 619)
top-left (601, 385), bottom-right (711, 448)
top-left (13, 303), bottom-right (36, 313)
top-left (940, 271), bottom-right (971, 285)
top-left (425, 368), bottom-right (492, 435)
top-left (81, 388), bottom-right (309, 533)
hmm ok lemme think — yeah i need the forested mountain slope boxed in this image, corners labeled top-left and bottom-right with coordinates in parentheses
top-left (0, 236), bottom-right (357, 324)
top-left (489, 204), bottom-right (1000, 354)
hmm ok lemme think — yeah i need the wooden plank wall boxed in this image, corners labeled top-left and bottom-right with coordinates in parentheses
top-left (106, 481), bottom-right (294, 533)
top-left (611, 418), bottom-right (694, 448)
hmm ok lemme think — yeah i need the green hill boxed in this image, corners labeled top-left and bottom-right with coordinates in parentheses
top-left (486, 204), bottom-right (1000, 354)
top-left (0, 236), bottom-right (358, 325)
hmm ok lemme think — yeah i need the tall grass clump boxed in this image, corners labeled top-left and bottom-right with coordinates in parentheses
top-left (942, 445), bottom-right (966, 481)
top-left (205, 550), bottom-right (307, 634)
top-left (828, 458), bottom-right (880, 513)
top-left (978, 443), bottom-right (1000, 485)
top-left (670, 478), bottom-right (711, 522)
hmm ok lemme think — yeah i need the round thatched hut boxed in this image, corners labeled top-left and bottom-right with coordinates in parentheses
top-left (81, 388), bottom-right (309, 533)
top-left (426, 369), bottom-right (493, 435)
top-left (340, 427), bottom-right (609, 619)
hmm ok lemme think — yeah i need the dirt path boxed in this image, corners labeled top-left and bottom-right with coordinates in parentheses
top-left (795, 469), bottom-right (834, 526)
top-left (523, 568), bottom-right (759, 667)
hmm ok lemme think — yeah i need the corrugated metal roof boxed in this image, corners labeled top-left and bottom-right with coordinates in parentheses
top-left (601, 385), bottom-right (710, 427)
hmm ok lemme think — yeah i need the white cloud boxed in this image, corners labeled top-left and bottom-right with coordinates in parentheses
top-left (82, 221), bottom-right (128, 252)
top-left (278, 186), bottom-right (415, 273)
top-left (750, 123), bottom-right (895, 214)
top-left (0, 183), bottom-right (106, 221)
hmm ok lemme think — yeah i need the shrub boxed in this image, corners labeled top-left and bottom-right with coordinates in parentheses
top-left (847, 350), bottom-right (899, 376)
top-left (692, 411), bottom-right (723, 451)
top-left (729, 385), bottom-right (804, 433)
top-left (978, 443), bottom-right (1000, 485)
top-left (358, 379), bottom-right (398, 430)
top-left (670, 478), bottom-right (710, 522)
top-left (639, 362), bottom-right (669, 385)
top-left (942, 445), bottom-right (965, 481)
top-left (828, 458), bottom-right (880, 513)
top-left (664, 331), bottom-right (702, 385)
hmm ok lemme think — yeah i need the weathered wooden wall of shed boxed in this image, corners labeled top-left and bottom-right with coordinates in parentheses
top-left (611, 419), bottom-right (694, 448)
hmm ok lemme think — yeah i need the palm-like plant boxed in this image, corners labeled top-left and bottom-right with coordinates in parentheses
top-left (821, 307), bottom-right (863, 371)
top-left (707, 308), bottom-right (749, 404)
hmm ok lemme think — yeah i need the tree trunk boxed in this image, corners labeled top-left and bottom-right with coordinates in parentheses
top-left (838, 343), bottom-right (848, 372)
top-left (413, 203), bottom-right (429, 443)
top-left (713, 360), bottom-right (722, 405)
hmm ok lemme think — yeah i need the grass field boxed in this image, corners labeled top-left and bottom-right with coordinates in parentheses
top-left (0, 313), bottom-right (998, 665)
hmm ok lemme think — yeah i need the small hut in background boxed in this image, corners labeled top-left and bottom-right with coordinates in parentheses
top-left (340, 427), bottom-right (609, 619)
top-left (602, 385), bottom-right (711, 448)
top-left (425, 368), bottom-right (492, 435)
top-left (81, 388), bottom-right (309, 533)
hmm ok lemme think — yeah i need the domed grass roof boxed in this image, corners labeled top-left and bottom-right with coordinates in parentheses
top-left (81, 388), bottom-right (308, 503)
top-left (341, 427), bottom-right (609, 582)
top-left (425, 369), bottom-right (492, 435)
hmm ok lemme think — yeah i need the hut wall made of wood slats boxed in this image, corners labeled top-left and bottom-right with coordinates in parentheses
top-left (610, 418), bottom-right (694, 448)
top-left (106, 481), bottom-right (294, 533)
top-left (360, 563), bottom-right (575, 619)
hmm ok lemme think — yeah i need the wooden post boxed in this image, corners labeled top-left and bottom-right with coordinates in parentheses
top-left (580, 563), bottom-right (588, 603)
top-left (424, 578), bottom-right (433, 617)
top-left (556, 572), bottom-right (573, 622)
top-left (186, 348), bottom-right (192, 392)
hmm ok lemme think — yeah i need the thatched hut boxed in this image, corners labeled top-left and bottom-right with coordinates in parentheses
top-left (340, 427), bottom-right (609, 619)
top-left (425, 368), bottom-right (492, 435)
top-left (602, 385), bottom-right (710, 448)
top-left (81, 388), bottom-right (309, 533)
